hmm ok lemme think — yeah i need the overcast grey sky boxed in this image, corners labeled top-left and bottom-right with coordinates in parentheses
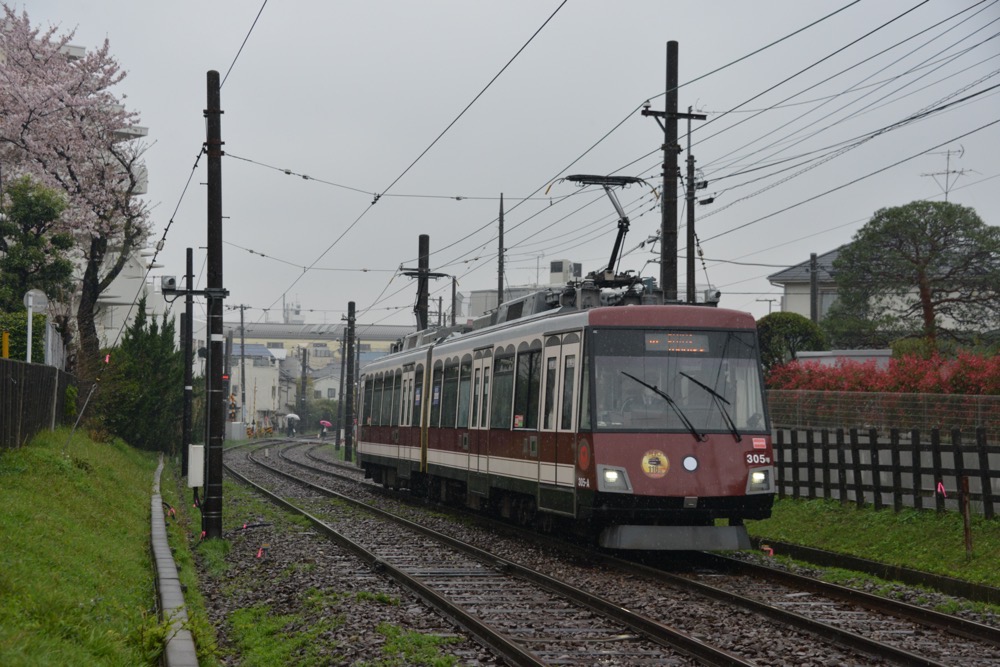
top-left (20, 0), bottom-right (1000, 326)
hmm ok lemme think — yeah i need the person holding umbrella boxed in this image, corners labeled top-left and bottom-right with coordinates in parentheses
top-left (320, 419), bottom-right (332, 439)
top-left (286, 413), bottom-right (300, 437)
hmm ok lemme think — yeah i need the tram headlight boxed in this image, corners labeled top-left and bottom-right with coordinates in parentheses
top-left (746, 467), bottom-right (773, 494)
top-left (598, 466), bottom-right (632, 493)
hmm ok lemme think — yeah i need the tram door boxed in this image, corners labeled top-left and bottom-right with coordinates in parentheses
top-left (538, 332), bottom-right (580, 516)
top-left (398, 364), bottom-right (416, 465)
top-left (467, 348), bottom-right (492, 497)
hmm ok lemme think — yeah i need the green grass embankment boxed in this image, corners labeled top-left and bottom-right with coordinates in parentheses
top-left (0, 429), bottom-right (215, 666)
top-left (747, 497), bottom-right (1000, 589)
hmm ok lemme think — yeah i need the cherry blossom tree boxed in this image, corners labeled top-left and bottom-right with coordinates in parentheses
top-left (0, 4), bottom-right (151, 378)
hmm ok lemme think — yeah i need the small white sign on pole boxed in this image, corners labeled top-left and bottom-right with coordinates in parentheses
top-left (23, 289), bottom-right (48, 364)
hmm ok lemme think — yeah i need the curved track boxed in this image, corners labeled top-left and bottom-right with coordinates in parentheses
top-left (225, 440), bottom-right (999, 665)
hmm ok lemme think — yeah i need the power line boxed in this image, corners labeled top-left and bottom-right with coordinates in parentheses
top-left (221, 1), bottom-right (268, 88)
top-left (260, 1), bottom-right (567, 323)
top-left (700, 118), bottom-right (1000, 244)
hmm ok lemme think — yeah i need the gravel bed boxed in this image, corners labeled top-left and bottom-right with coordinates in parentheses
top-left (237, 445), bottom-right (906, 665)
top-left (197, 468), bottom-right (500, 665)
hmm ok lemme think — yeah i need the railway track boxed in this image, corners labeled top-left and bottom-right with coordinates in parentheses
top-left (227, 445), bottom-right (733, 666)
top-left (226, 440), bottom-right (1000, 665)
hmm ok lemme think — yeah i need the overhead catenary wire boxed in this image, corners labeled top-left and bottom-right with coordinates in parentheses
top-left (261, 0), bottom-right (568, 324)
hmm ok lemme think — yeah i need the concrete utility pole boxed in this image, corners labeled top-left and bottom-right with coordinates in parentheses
top-left (299, 346), bottom-right (308, 427)
top-left (335, 328), bottom-right (346, 449)
top-left (810, 252), bottom-right (819, 323)
top-left (203, 69), bottom-right (226, 540)
top-left (237, 305), bottom-right (248, 424)
top-left (182, 248), bottom-right (194, 477)
top-left (685, 105), bottom-right (705, 303)
top-left (401, 235), bottom-right (447, 331)
top-left (498, 194), bottom-right (504, 308)
top-left (641, 42), bottom-right (704, 302)
top-left (344, 301), bottom-right (355, 462)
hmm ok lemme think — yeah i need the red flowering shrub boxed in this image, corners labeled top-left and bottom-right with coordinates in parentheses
top-left (766, 352), bottom-right (1000, 395)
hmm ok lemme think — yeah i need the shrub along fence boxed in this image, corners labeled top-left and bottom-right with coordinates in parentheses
top-left (773, 427), bottom-right (998, 518)
top-left (0, 358), bottom-right (74, 449)
top-left (768, 390), bottom-right (1000, 442)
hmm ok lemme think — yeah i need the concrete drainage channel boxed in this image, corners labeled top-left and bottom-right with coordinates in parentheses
top-left (150, 456), bottom-right (198, 667)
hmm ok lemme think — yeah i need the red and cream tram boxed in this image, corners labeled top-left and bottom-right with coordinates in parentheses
top-left (356, 297), bottom-right (774, 550)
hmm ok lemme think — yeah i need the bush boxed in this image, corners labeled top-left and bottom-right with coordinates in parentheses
top-left (767, 351), bottom-right (1000, 395)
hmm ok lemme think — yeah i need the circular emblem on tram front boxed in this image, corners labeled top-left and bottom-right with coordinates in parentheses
top-left (641, 450), bottom-right (669, 478)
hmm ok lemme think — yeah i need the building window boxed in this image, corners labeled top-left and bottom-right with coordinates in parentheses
top-left (314, 390), bottom-right (322, 399)
top-left (266, 342), bottom-right (284, 349)
top-left (327, 388), bottom-right (336, 399)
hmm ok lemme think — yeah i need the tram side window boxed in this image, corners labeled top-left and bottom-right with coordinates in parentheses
top-left (471, 368), bottom-right (481, 428)
top-left (411, 368), bottom-right (424, 427)
top-left (391, 371), bottom-right (402, 426)
top-left (371, 376), bottom-right (383, 426)
top-left (513, 350), bottom-right (540, 429)
top-left (430, 366), bottom-right (443, 426)
top-left (560, 354), bottom-right (576, 430)
top-left (543, 356), bottom-right (558, 430)
top-left (382, 372), bottom-right (397, 425)
top-left (363, 378), bottom-right (374, 427)
top-left (456, 359), bottom-right (472, 429)
top-left (441, 362), bottom-right (459, 428)
top-left (480, 366), bottom-right (491, 428)
top-left (490, 356), bottom-right (515, 429)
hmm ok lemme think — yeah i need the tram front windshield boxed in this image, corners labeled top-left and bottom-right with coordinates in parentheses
top-left (592, 328), bottom-right (767, 435)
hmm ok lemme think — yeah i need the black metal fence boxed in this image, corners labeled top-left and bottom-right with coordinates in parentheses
top-left (768, 390), bottom-right (1000, 443)
top-left (773, 427), bottom-right (998, 518)
top-left (0, 358), bottom-right (74, 449)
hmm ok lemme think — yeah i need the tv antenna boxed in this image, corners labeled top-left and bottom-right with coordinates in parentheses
top-left (920, 146), bottom-right (975, 202)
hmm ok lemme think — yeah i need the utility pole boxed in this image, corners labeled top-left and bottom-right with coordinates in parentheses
top-left (237, 305), bottom-right (248, 425)
top-left (335, 328), bottom-right (346, 450)
top-left (642, 42), bottom-right (704, 302)
top-left (451, 277), bottom-right (457, 326)
top-left (498, 194), bottom-right (505, 308)
top-left (182, 248), bottom-right (194, 477)
top-left (756, 298), bottom-right (777, 314)
top-left (685, 105), bottom-right (706, 303)
top-left (810, 252), bottom-right (819, 323)
top-left (299, 346), bottom-right (308, 429)
top-left (203, 69), bottom-right (225, 540)
top-left (224, 331), bottom-right (233, 421)
top-left (401, 235), bottom-right (447, 331)
top-left (344, 301), bottom-right (355, 462)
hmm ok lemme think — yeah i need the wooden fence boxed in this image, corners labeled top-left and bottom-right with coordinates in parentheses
top-left (773, 427), bottom-right (998, 518)
top-left (0, 358), bottom-right (74, 449)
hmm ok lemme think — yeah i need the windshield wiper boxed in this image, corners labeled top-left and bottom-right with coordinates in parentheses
top-left (680, 372), bottom-right (741, 442)
top-left (620, 371), bottom-right (705, 442)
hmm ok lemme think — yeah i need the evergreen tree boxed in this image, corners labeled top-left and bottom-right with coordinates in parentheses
top-left (757, 311), bottom-right (827, 375)
top-left (0, 176), bottom-right (74, 313)
top-left (827, 201), bottom-right (1000, 349)
top-left (92, 296), bottom-right (184, 453)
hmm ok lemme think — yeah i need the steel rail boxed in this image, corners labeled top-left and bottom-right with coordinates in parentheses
top-left (260, 441), bottom-right (966, 667)
top-left (234, 448), bottom-right (751, 667)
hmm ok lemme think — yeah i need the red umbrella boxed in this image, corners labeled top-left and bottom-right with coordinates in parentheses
top-left (319, 420), bottom-right (332, 428)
